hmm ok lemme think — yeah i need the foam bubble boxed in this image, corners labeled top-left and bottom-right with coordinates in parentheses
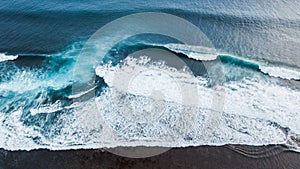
top-left (0, 53), bottom-right (18, 62)
top-left (260, 66), bottom-right (300, 80)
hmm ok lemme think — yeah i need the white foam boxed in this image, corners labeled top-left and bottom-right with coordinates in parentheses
top-left (260, 65), bottom-right (300, 80)
top-left (0, 53), bottom-right (18, 62)
top-left (1, 53), bottom-right (300, 151)
top-left (0, 61), bottom-right (73, 93)
top-left (68, 86), bottom-right (97, 99)
top-left (30, 100), bottom-right (63, 116)
top-left (152, 43), bottom-right (218, 61)
top-left (155, 43), bottom-right (300, 81)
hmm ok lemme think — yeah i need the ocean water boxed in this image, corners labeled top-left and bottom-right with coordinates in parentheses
top-left (0, 0), bottom-right (300, 151)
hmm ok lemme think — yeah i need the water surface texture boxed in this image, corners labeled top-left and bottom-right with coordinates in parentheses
top-left (0, 0), bottom-right (300, 151)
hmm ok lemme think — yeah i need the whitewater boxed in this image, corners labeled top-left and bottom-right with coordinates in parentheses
top-left (0, 40), bottom-right (300, 151)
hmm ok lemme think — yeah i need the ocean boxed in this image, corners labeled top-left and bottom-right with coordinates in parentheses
top-left (0, 0), bottom-right (300, 155)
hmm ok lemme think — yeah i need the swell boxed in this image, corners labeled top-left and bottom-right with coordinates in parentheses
top-left (1, 7), bottom-right (300, 24)
top-left (162, 44), bottom-right (300, 81)
top-left (1, 8), bottom-right (299, 55)
top-left (103, 42), bottom-right (300, 81)
top-left (1, 40), bottom-right (299, 87)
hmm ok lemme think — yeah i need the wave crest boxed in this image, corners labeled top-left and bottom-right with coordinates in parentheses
top-left (0, 53), bottom-right (18, 62)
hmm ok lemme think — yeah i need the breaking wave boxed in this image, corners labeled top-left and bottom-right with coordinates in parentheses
top-left (0, 53), bottom-right (18, 62)
top-left (0, 41), bottom-right (300, 151)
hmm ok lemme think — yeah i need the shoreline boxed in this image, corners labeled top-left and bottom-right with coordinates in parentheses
top-left (1, 145), bottom-right (299, 169)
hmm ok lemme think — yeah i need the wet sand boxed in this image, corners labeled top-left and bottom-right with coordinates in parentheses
top-left (0, 145), bottom-right (299, 169)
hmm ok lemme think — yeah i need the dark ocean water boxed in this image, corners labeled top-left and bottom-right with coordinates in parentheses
top-left (1, 0), bottom-right (300, 67)
top-left (0, 0), bottom-right (300, 151)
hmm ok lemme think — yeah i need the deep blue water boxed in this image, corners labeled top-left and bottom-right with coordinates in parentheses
top-left (1, 0), bottom-right (300, 67)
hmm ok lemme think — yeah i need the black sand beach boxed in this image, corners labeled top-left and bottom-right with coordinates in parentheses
top-left (1, 145), bottom-right (299, 169)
